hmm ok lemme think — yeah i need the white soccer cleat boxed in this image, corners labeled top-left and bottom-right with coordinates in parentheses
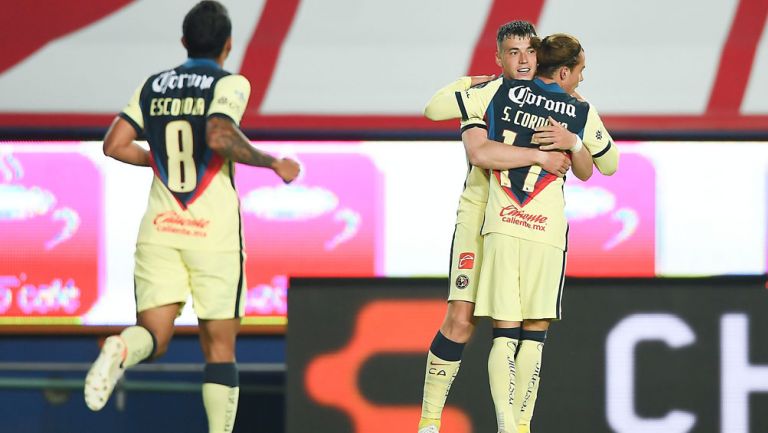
top-left (418, 425), bottom-right (439, 433)
top-left (84, 336), bottom-right (127, 411)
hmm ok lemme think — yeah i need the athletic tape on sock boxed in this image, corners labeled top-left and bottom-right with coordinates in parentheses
top-left (204, 363), bottom-right (239, 387)
top-left (493, 327), bottom-right (521, 340)
top-left (520, 329), bottom-right (547, 342)
top-left (429, 331), bottom-right (465, 361)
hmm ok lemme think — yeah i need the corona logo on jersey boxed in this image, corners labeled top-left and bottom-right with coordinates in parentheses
top-left (508, 85), bottom-right (577, 118)
top-left (151, 70), bottom-right (214, 94)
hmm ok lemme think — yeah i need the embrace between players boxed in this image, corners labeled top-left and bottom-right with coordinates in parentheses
top-left (81, 2), bottom-right (616, 432)
top-left (417, 21), bottom-right (619, 433)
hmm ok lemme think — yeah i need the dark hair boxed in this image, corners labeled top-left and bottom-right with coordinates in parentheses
top-left (536, 33), bottom-right (583, 78)
top-left (183, 1), bottom-right (232, 58)
top-left (496, 20), bottom-right (538, 47)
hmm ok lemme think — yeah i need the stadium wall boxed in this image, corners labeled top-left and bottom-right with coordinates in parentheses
top-left (0, 0), bottom-right (767, 138)
top-left (288, 277), bottom-right (768, 433)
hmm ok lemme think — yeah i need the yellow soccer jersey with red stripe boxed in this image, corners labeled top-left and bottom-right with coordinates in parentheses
top-left (120, 58), bottom-right (251, 252)
top-left (429, 76), bottom-right (618, 250)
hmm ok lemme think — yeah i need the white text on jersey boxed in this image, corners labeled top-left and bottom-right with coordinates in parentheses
top-left (149, 97), bottom-right (206, 116)
top-left (152, 70), bottom-right (214, 94)
top-left (508, 85), bottom-right (577, 118)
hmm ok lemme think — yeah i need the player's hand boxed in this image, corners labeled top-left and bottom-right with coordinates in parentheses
top-left (469, 74), bottom-right (496, 87)
top-left (534, 117), bottom-right (578, 151)
top-left (538, 150), bottom-right (571, 178)
top-left (272, 158), bottom-right (300, 183)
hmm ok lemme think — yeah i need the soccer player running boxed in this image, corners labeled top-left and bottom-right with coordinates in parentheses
top-left (418, 22), bottom-right (577, 433)
top-left (83, 2), bottom-right (299, 432)
top-left (426, 33), bottom-right (619, 433)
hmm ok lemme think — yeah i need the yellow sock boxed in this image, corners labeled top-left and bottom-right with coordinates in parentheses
top-left (419, 350), bottom-right (461, 428)
top-left (488, 336), bottom-right (518, 432)
top-left (514, 339), bottom-right (544, 430)
top-left (119, 326), bottom-right (154, 368)
top-left (202, 383), bottom-right (239, 433)
top-left (418, 417), bottom-right (441, 431)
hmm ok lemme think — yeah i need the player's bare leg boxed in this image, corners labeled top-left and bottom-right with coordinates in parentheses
top-left (199, 318), bottom-right (241, 433)
top-left (439, 300), bottom-right (477, 342)
top-left (489, 319), bottom-right (522, 433)
top-left (418, 300), bottom-right (477, 433)
top-left (84, 303), bottom-right (179, 411)
top-left (513, 319), bottom-right (551, 433)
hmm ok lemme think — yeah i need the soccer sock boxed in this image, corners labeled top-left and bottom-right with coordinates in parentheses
top-left (118, 326), bottom-right (156, 368)
top-left (419, 331), bottom-right (465, 429)
top-left (203, 363), bottom-right (240, 433)
top-left (514, 330), bottom-right (547, 431)
top-left (488, 327), bottom-right (521, 433)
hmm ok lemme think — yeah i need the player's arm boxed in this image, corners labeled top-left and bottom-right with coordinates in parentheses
top-left (533, 116), bottom-right (581, 152)
top-left (532, 116), bottom-right (591, 180)
top-left (103, 117), bottom-right (150, 166)
top-left (423, 76), bottom-right (499, 121)
top-left (206, 74), bottom-right (299, 183)
top-left (569, 144), bottom-right (593, 181)
top-left (103, 83), bottom-right (150, 166)
top-left (462, 123), bottom-right (571, 177)
top-left (581, 106), bottom-right (619, 175)
top-left (207, 118), bottom-right (298, 182)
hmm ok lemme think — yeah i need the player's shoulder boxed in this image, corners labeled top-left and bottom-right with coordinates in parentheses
top-left (583, 101), bottom-right (603, 119)
top-left (215, 74), bottom-right (251, 90)
top-left (466, 76), bottom-right (504, 101)
top-left (211, 75), bottom-right (252, 108)
top-left (469, 75), bottom-right (502, 90)
top-left (566, 93), bottom-right (590, 110)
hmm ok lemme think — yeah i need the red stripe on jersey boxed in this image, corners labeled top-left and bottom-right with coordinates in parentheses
top-left (466, 0), bottom-right (545, 76)
top-left (239, 0), bottom-right (301, 123)
top-left (185, 153), bottom-right (225, 208)
top-left (150, 151), bottom-right (185, 210)
top-left (706, 0), bottom-right (768, 114)
top-left (493, 169), bottom-right (557, 208)
top-left (148, 151), bottom-right (161, 178)
top-left (0, 0), bottom-right (132, 75)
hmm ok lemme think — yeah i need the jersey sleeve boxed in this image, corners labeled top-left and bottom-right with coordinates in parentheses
top-left (119, 83), bottom-right (145, 134)
top-left (460, 117), bottom-right (487, 132)
top-left (581, 105), bottom-right (619, 175)
top-left (423, 77), bottom-right (501, 122)
top-left (207, 74), bottom-right (251, 125)
top-left (423, 77), bottom-right (471, 120)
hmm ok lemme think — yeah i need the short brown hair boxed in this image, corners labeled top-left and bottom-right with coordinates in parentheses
top-left (496, 20), bottom-right (540, 49)
top-left (536, 33), bottom-right (583, 78)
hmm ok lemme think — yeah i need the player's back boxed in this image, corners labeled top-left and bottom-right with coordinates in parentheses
top-left (455, 76), bottom-right (590, 249)
top-left (121, 58), bottom-right (251, 252)
top-left (484, 77), bottom-right (589, 147)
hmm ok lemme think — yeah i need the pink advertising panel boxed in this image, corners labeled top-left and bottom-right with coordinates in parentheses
top-left (0, 148), bottom-right (101, 321)
top-left (565, 150), bottom-right (656, 277)
top-left (235, 147), bottom-right (383, 322)
top-left (0, 140), bottom-right (764, 328)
